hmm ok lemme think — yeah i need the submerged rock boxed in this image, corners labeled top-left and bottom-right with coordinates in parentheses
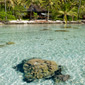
top-left (0, 42), bottom-right (15, 48)
top-left (40, 28), bottom-right (50, 31)
top-left (54, 74), bottom-right (70, 82)
top-left (53, 65), bottom-right (70, 82)
top-left (23, 59), bottom-right (58, 82)
top-left (13, 59), bottom-right (26, 73)
top-left (13, 58), bottom-right (70, 83)
top-left (6, 42), bottom-right (15, 45)
top-left (0, 44), bottom-right (5, 48)
top-left (55, 30), bottom-right (69, 32)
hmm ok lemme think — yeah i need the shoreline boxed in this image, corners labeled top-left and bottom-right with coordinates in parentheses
top-left (0, 20), bottom-right (85, 25)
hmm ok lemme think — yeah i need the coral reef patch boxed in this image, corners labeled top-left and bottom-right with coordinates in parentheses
top-left (13, 58), bottom-right (70, 83)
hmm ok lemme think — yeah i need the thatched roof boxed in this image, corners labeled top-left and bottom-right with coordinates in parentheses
top-left (27, 4), bottom-right (47, 12)
top-left (0, 1), bottom-right (4, 3)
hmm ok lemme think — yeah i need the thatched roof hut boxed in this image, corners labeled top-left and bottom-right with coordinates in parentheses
top-left (27, 4), bottom-right (47, 13)
top-left (0, 1), bottom-right (4, 4)
top-left (24, 4), bottom-right (48, 20)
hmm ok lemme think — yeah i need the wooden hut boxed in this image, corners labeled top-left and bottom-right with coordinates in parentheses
top-left (24, 4), bottom-right (48, 20)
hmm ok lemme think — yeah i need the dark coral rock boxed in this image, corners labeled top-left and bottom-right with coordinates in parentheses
top-left (13, 59), bottom-right (26, 73)
top-left (53, 65), bottom-right (70, 82)
top-left (6, 42), bottom-right (15, 45)
top-left (55, 30), bottom-right (69, 32)
top-left (54, 75), bottom-right (70, 82)
top-left (0, 44), bottom-right (5, 48)
top-left (23, 59), bottom-right (58, 82)
top-left (13, 58), bottom-right (70, 83)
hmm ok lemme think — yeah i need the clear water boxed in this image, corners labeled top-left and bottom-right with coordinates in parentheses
top-left (0, 24), bottom-right (85, 85)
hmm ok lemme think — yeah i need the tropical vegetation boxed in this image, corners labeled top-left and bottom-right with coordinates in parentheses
top-left (0, 0), bottom-right (85, 21)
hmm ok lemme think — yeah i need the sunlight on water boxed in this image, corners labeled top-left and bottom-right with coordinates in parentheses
top-left (0, 24), bottom-right (85, 85)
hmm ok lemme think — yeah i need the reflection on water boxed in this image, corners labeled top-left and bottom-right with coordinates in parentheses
top-left (60, 25), bottom-right (79, 29)
top-left (0, 24), bottom-right (85, 85)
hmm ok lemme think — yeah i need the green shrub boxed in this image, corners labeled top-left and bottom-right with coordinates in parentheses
top-left (0, 11), bottom-right (16, 21)
top-left (33, 12), bottom-right (38, 20)
top-left (0, 11), bottom-right (7, 20)
top-left (7, 14), bottom-right (16, 20)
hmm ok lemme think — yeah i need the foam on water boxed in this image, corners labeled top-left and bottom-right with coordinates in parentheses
top-left (0, 24), bottom-right (85, 85)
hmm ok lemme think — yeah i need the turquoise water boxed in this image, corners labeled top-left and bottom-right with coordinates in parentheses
top-left (0, 24), bottom-right (85, 85)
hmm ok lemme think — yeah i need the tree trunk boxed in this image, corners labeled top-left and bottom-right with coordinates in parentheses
top-left (78, 0), bottom-right (81, 19)
top-left (5, 0), bottom-right (7, 21)
top-left (30, 11), bottom-right (32, 20)
top-left (64, 14), bottom-right (67, 24)
top-left (9, 5), bottom-right (11, 11)
top-left (47, 8), bottom-right (49, 21)
top-left (72, 16), bottom-right (74, 21)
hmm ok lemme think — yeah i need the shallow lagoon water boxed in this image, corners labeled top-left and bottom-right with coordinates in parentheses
top-left (0, 24), bottom-right (85, 85)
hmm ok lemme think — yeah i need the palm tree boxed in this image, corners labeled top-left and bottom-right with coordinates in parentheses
top-left (41, 0), bottom-right (57, 21)
top-left (23, 0), bottom-right (37, 8)
top-left (12, 0), bottom-right (26, 19)
top-left (3, 0), bottom-right (15, 20)
top-left (79, 0), bottom-right (85, 19)
top-left (7, 0), bottom-right (15, 10)
top-left (58, 0), bottom-right (78, 24)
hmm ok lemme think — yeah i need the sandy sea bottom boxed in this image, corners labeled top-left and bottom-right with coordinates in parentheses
top-left (0, 24), bottom-right (85, 85)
